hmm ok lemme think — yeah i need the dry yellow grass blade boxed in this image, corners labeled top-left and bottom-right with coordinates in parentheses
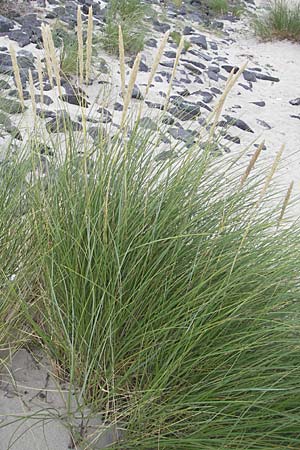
top-left (46, 25), bottom-right (62, 97)
top-left (121, 53), bottom-right (141, 128)
top-left (257, 145), bottom-right (284, 206)
top-left (164, 35), bottom-right (185, 111)
top-left (36, 55), bottom-right (44, 107)
top-left (28, 69), bottom-right (36, 119)
top-left (77, 6), bottom-right (84, 85)
top-left (209, 63), bottom-right (248, 139)
top-left (240, 141), bottom-right (264, 186)
top-left (119, 26), bottom-right (126, 100)
top-left (277, 181), bottom-right (294, 228)
top-left (145, 31), bottom-right (170, 99)
top-left (9, 44), bottom-right (25, 110)
top-left (41, 24), bottom-right (54, 88)
top-left (85, 6), bottom-right (93, 84)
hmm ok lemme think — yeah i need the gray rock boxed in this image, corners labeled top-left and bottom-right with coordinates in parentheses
top-left (97, 107), bottom-right (112, 123)
top-left (154, 75), bottom-right (163, 82)
top-left (131, 85), bottom-right (144, 100)
top-left (0, 97), bottom-right (23, 114)
top-left (183, 63), bottom-right (202, 76)
top-left (60, 94), bottom-right (89, 107)
top-left (164, 51), bottom-right (177, 59)
top-left (223, 115), bottom-right (254, 133)
top-left (36, 109), bottom-right (56, 119)
top-left (169, 98), bottom-right (201, 120)
top-left (153, 20), bottom-right (170, 33)
top-left (256, 119), bottom-right (272, 129)
top-left (0, 15), bottom-right (14, 33)
top-left (251, 101), bottom-right (265, 107)
top-left (8, 30), bottom-right (31, 47)
top-left (114, 102), bottom-right (123, 111)
top-left (190, 35), bottom-right (208, 50)
top-left (207, 70), bottom-right (219, 81)
top-left (88, 126), bottom-right (107, 141)
top-left (224, 134), bottom-right (240, 144)
top-left (183, 26), bottom-right (194, 35)
top-left (253, 72), bottom-right (280, 82)
top-left (46, 113), bottom-right (82, 133)
top-left (139, 117), bottom-right (157, 130)
top-left (243, 70), bottom-right (257, 82)
top-left (145, 101), bottom-right (164, 110)
top-left (168, 127), bottom-right (196, 143)
top-left (222, 65), bottom-right (239, 74)
top-left (289, 98), bottom-right (300, 106)
top-left (128, 58), bottom-right (149, 72)
top-left (0, 80), bottom-right (10, 90)
top-left (35, 95), bottom-right (53, 106)
top-left (145, 38), bottom-right (157, 48)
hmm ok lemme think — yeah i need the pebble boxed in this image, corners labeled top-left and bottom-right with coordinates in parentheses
top-left (289, 98), bottom-right (300, 106)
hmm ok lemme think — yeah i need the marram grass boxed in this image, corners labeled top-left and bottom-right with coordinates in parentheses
top-left (21, 121), bottom-right (300, 449)
top-left (1, 15), bottom-right (300, 450)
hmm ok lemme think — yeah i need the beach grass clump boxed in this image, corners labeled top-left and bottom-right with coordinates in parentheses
top-left (102, 0), bottom-right (149, 54)
top-left (0, 150), bottom-right (37, 358)
top-left (254, 0), bottom-right (300, 41)
top-left (20, 116), bottom-right (300, 448)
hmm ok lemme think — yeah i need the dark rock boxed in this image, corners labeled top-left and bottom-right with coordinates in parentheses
top-left (208, 65), bottom-right (220, 73)
top-left (145, 101), bottom-right (164, 110)
top-left (254, 143), bottom-right (267, 151)
top-left (183, 26), bottom-right (194, 35)
top-left (154, 75), bottom-right (163, 82)
top-left (210, 41), bottom-right (218, 50)
top-left (139, 117), bottom-right (157, 130)
top-left (131, 85), bottom-right (144, 100)
top-left (46, 113), bottom-right (82, 133)
top-left (183, 63), bottom-right (202, 76)
top-left (164, 51), bottom-right (177, 59)
top-left (97, 107), bottom-right (112, 123)
top-left (178, 88), bottom-right (190, 97)
top-left (289, 98), bottom-right (300, 106)
top-left (238, 82), bottom-right (252, 91)
top-left (223, 115), bottom-right (254, 133)
top-left (88, 126), bottom-right (107, 141)
top-left (222, 65), bottom-right (239, 74)
top-left (153, 20), bottom-right (170, 33)
top-left (0, 80), bottom-right (10, 90)
top-left (145, 38), bottom-right (157, 48)
top-left (0, 97), bottom-right (23, 114)
top-left (224, 134), bottom-right (240, 144)
top-left (251, 101), bottom-right (265, 107)
top-left (161, 115), bottom-right (175, 125)
top-left (35, 95), bottom-right (53, 106)
top-left (190, 35), bottom-right (208, 50)
top-left (159, 60), bottom-right (175, 68)
top-left (256, 119), bottom-right (272, 129)
top-left (207, 70), bottom-right (219, 81)
top-left (114, 102), bottom-right (123, 111)
top-left (291, 114), bottom-right (300, 120)
top-left (253, 72), bottom-right (280, 82)
top-left (60, 94), bottom-right (89, 107)
top-left (243, 70), bottom-right (257, 82)
top-left (36, 108), bottom-right (56, 119)
top-left (0, 15), bottom-right (14, 33)
top-left (211, 87), bottom-right (221, 94)
top-left (169, 98), bottom-right (201, 120)
top-left (128, 58), bottom-right (149, 72)
top-left (182, 58), bottom-right (206, 69)
top-left (8, 30), bottom-right (31, 47)
top-left (168, 127), bottom-right (196, 143)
